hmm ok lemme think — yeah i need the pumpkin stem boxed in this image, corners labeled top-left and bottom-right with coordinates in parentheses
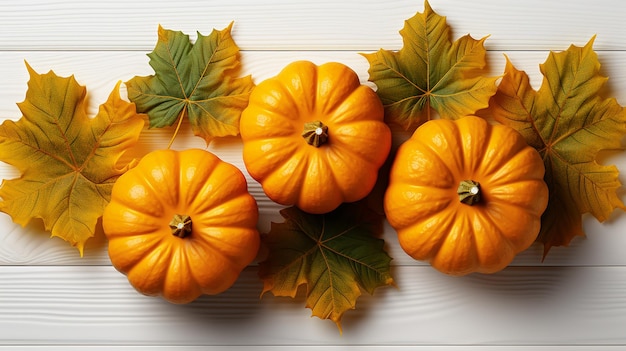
top-left (458, 180), bottom-right (481, 205)
top-left (170, 214), bottom-right (192, 238)
top-left (302, 120), bottom-right (329, 147)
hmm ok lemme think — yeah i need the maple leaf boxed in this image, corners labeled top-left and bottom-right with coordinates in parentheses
top-left (258, 202), bottom-right (395, 333)
top-left (0, 63), bottom-right (145, 256)
top-left (362, 0), bottom-right (498, 129)
top-left (484, 37), bottom-right (626, 256)
top-left (126, 22), bottom-right (254, 146)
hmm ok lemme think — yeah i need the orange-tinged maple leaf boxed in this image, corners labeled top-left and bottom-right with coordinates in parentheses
top-left (362, 0), bottom-right (498, 129)
top-left (126, 22), bottom-right (254, 146)
top-left (258, 202), bottom-right (395, 333)
top-left (484, 37), bottom-right (626, 256)
top-left (0, 63), bottom-right (145, 256)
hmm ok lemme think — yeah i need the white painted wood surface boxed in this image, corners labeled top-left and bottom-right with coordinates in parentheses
top-left (0, 0), bottom-right (625, 349)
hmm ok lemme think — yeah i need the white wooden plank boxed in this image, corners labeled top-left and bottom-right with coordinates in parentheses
top-left (0, 0), bottom-right (624, 51)
top-left (3, 208), bottom-right (626, 268)
top-left (1, 50), bottom-right (625, 120)
top-left (0, 265), bottom-right (625, 346)
top-left (4, 348), bottom-right (626, 351)
top-left (2, 347), bottom-right (626, 351)
top-left (0, 50), bottom-right (626, 266)
top-left (2, 49), bottom-right (626, 120)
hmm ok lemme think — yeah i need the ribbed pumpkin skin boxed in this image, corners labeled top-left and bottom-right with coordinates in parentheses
top-left (102, 149), bottom-right (260, 303)
top-left (240, 60), bottom-right (392, 214)
top-left (384, 116), bottom-right (548, 276)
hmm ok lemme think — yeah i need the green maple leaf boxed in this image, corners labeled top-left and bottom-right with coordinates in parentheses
top-left (362, 0), bottom-right (498, 129)
top-left (126, 22), bottom-right (254, 145)
top-left (258, 202), bottom-right (395, 332)
top-left (0, 63), bottom-right (144, 255)
top-left (484, 37), bottom-right (626, 256)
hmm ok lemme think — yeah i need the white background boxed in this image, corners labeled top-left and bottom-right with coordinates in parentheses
top-left (1, 0), bottom-right (626, 349)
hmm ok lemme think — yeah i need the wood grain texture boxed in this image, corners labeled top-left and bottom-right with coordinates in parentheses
top-left (1, 0), bottom-right (626, 349)
top-left (0, 0), bottom-right (624, 51)
top-left (5, 348), bottom-right (626, 351)
top-left (1, 50), bottom-right (626, 120)
top-left (1, 266), bottom-right (626, 346)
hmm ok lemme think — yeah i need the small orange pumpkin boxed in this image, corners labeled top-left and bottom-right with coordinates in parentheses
top-left (240, 60), bottom-right (392, 214)
top-left (102, 148), bottom-right (260, 303)
top-left (384, 116), bottom-right (549, 275)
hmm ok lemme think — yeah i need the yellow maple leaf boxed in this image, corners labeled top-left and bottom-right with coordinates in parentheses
top-left (0, 63), bottom-right (145, 256)
top-left (484, 38), bottom-right (626, 256)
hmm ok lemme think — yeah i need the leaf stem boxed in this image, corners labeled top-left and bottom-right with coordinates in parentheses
top-left (167, 104), bottom-right (187, 149)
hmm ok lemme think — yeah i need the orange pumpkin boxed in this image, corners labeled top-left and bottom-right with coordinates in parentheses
top-left (102, 148), bottom-right (260, 303)
top-left (240, 60), bottom-right (392, 214)
top-left (384, 116), bottom-right (549, 275)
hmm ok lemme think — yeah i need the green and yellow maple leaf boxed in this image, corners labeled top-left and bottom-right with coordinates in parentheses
top-left (362, 0), bottom-right (498, 129)
top-left (258, 202), bottom-right (395, 332)
top-left (0, 63), bottom-right (145, 256)
top-left (484, 37), bottom-right (626, 256)
top-left (126, 22), bottom-right (254, 145)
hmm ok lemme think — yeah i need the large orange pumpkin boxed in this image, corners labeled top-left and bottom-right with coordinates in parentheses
top-left (240, 60), bottom-right (392, 214)
top-left (102, 148), bottom-right (260, 303)
top-left (384, 116), bottom-right (549, 275)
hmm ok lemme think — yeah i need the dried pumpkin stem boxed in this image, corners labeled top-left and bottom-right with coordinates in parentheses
top-left (302, 120), bottom-right (329, 147)
top-left (170, 214), bottom-right (192, 238)
top-left (458, 180), bottom-right (481, 205)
